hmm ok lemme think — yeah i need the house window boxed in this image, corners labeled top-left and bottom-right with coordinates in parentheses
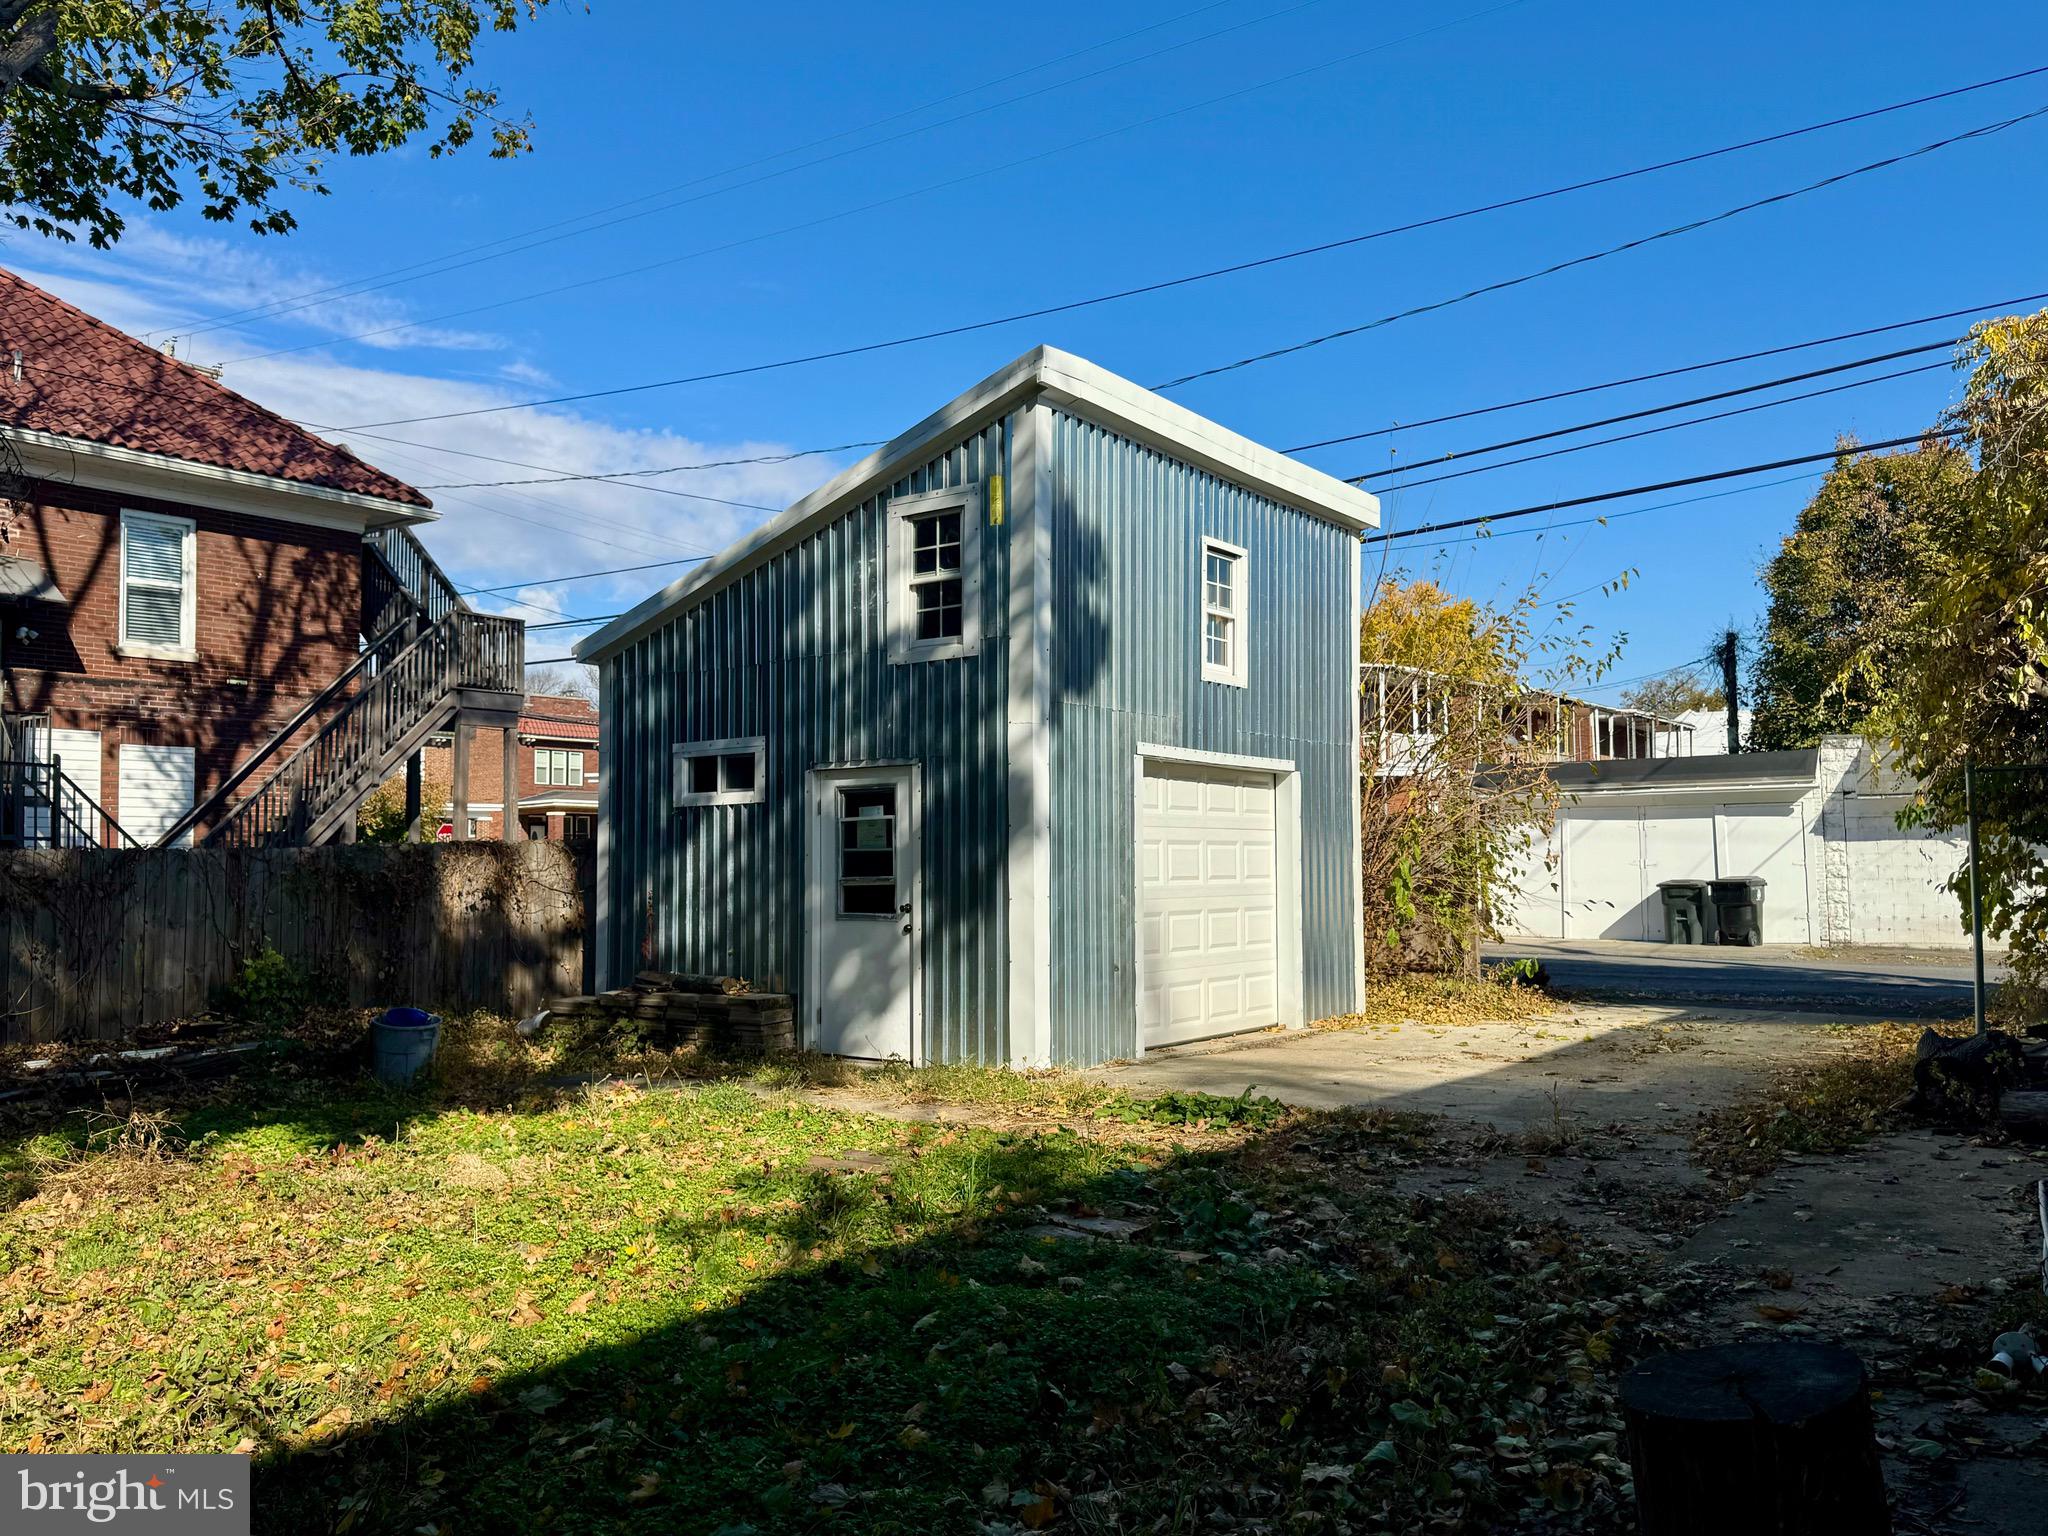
top-left (118, 510), bottom-right (195, 656)
top-left (887, 484), bottom-right (981, 663)
top-left (534, 748), bottom-right (586, 786)
top-left (1200, 537), bottom-right (1247, 688)
top-left (673, 736), bottom-right (767, 807)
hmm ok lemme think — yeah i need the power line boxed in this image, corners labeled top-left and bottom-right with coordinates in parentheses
top-left (414, 439), bottom-right (885, 491)
top-left (1153, 101), bottom-right (2048, 391)
top-left (1366, 357), bottom-right (1951, 492)
top-left (1283, 286), bottom-right (2048, 453)
top-left (220, 1), bottom-right (1522, 367)
top-left (1386, 470), bottom-right (1828, 550)
top-left (458, 557), bottom-right (710, 598)
top-left (1352, 338), bottom-right (1961, 480)
top-left (311, 71), bottom-right (2048, 430)
top-left (157, 0), bottom-right (1310, 340)
top-left (1364, 430), bottom-right (1963, 545)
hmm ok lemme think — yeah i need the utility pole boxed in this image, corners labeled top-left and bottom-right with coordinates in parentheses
top-left (1718, 629), bottom-right (1741, 754)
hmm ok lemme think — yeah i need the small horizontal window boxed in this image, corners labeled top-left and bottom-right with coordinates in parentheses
top-left (673, 736), bottom-right (767, 807)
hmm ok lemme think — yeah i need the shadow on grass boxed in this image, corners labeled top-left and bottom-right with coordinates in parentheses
top-left (229, 1109), bottom-right (1654, 1536)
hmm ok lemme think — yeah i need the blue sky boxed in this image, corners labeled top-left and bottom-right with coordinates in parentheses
top-left (14, 0), bottom-right (2048, 695)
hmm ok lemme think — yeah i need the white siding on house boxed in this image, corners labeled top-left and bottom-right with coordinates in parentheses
top-left (118, 744), bottom-right (195, 847)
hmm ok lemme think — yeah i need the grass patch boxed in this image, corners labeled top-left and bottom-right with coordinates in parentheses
top-left (1321, 964), bottom-right (1560, 1032)
top-left (0, 1057), bottom-right (1665, 1534)
top-left (1691, 1021), bottom-right (1942, 1178)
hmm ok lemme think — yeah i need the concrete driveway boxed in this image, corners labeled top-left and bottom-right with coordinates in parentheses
top-left (1484, 937), bottom-right (1994, 1019)
top-left (1094, 1002), bottom-right (1847, 1132)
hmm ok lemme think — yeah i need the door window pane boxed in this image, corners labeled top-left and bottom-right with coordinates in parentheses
top-left (838, 786), bottom-right (897, 916)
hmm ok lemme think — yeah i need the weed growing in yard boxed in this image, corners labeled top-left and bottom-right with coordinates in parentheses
top-left (1103, 1085), bottom-right (1289, 1131)
top-left (0, 1063), bottom-right (1673, 1534)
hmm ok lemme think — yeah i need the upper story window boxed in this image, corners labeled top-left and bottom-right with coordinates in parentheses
top-left (534, 748), bottom-right (587, 786)
top-left (887, 484), bottom-right (981, 663)
top-left (118, 510), bottom-right (195, 658)
top-left (673, 736), bottom-right (767, 807)
top-left (1200, 537), bottom-right (1248, 688)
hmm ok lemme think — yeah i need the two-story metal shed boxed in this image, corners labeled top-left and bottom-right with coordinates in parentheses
top-left (574, 347), bottom-right (1378, 1068)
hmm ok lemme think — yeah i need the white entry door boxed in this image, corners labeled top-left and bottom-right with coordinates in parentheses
top-left (1138, 758), bottom-right (1281, 1049)
top-left (118, 744), bottom-right (196, 848)
top-left (806, 767), bottom-right (917, 1060)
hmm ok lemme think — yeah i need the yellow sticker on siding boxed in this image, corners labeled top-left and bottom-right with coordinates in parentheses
top-left (987, 473), bottom-right (1005, 527)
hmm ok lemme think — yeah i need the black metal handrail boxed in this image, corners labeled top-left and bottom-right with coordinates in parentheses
top-left (151, 619), bottom-right (417, 849)
top-left (0, 759), bottom-right (137, 849)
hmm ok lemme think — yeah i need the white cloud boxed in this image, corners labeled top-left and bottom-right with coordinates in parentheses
top-left (9, 241), bottom-right (853, 649)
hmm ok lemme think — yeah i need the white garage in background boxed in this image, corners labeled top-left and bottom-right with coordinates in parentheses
top-left (1501, 737), bottom-right (1971, 949)
top-left (1136, 749), bottom-right (1304, 1050)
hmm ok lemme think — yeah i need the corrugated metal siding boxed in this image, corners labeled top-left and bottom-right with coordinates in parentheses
top-left (1047, 409), bottom-right (1359, 1065)
top-left (599, 420), bottom-right (1011, 1065)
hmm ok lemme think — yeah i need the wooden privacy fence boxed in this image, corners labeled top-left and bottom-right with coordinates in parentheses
top-left (0, 840), bottom-right (590, 1043)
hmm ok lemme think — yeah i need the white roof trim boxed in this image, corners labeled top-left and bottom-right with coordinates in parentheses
top-left (4, 426), bottom-right (435, 531)
top-left (576, 346), bottom-right (1378, 663)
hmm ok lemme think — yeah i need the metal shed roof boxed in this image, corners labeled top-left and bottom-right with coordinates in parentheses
top-left (575, 346), bottom-right (1380, 664)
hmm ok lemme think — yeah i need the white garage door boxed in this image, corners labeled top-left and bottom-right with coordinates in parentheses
top-left (118, 744), bottom-right (195, 847)
top-left (1563, 810), bottom-right (1644, 939)
top-left (1718, 801), bottom-right (1811, 944)
top-left (1138, 759), bottom-right (1279, 1048)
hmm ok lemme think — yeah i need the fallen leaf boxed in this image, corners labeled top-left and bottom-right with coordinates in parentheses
top-left (626, 1471), bottom-right (660, 1504)
top-left (566, 1291), bottom-right (596, 1316)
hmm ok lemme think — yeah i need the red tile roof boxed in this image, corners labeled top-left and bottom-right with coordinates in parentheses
top-left (521, 692), bottom-right (599, 741)
top-left (0, 266), bottom-right (430, 508)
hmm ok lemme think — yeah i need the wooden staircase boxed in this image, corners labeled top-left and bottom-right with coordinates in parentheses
top-left (155, 529), bottom-right (525, 849)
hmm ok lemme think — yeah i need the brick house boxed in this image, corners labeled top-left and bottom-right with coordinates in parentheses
top-left (0, 267), bottom-right (524, 847)
top-left (417, 692), bottom-right (599, 843)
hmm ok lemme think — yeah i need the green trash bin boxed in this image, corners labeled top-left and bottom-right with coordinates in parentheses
top-left (1709, 877), bottom-right (1768, 946)
top-left (1656, 879), bottom-right (1713, 945)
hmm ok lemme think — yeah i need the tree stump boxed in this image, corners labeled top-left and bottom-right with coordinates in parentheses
top-left (1621, 1342), bottom-right (1887, 1536)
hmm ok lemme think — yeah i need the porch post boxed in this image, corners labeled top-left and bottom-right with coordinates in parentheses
top-left (451, 720), bottom-right (472, 840)
top-left (403, 751), bottom-right (423, 843)
top-left (501, 726), bottom-right (520, 842)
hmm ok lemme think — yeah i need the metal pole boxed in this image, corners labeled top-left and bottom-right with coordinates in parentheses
top-left (1966, 755), bottom-right (1986, 1035)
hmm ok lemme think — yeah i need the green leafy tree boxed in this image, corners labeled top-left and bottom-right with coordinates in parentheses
top-left (0, 0), bottom-right (560, 247)
top-left (1869, 311), bottom-right (2048, 998)
top-left (1748, 436), bottom-right (1972, 750)
top-left (357, 770), bottom-right (449, 844)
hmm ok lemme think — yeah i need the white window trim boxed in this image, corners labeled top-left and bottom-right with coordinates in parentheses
top-left (116, 509), bottom-right (197, 660)
top-left (533, 747), bottom-right (588, 787)
top-left (887, 483), bottom-right (982, 665)
top-left (673, 735), bottom-right (768, 807)
top-left (1199, 535), bottom-right (1248, 689)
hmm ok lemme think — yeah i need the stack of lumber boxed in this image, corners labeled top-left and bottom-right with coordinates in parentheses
top-left (544, 971), bottom-right (797, 1053)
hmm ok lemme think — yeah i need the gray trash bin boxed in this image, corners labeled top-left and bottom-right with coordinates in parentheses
top-left (1656, 880), bottom-right (1713, 945)
top-left (1709, 877), bottom-right (1768, 946)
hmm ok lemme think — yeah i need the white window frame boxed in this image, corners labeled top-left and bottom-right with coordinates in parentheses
top-left (533, 747), bottom-right (587, 787)
top-left (117, 509), bottom-right (196, 659)
top-left (1199, 536), bottom-right (1248, 689)
top-left (673, 735), bottom-right (768, 808)
top-left (886, 484), bottom-right (982, 664)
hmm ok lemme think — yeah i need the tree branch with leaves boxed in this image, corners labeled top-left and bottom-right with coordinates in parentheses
top-left (0, 0), bottom-right (561, 247)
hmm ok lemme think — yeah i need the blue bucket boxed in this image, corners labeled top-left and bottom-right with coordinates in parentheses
top-left (371, 1007), bottom-right (442, 1087)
